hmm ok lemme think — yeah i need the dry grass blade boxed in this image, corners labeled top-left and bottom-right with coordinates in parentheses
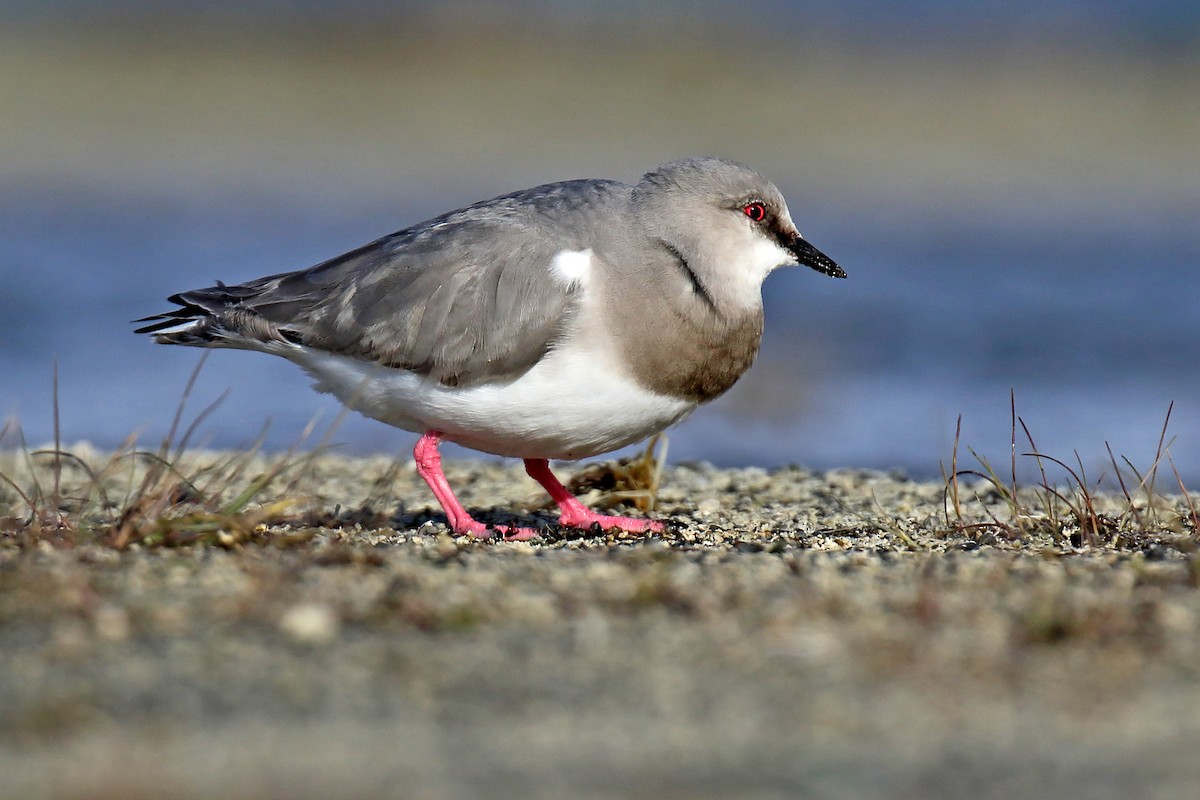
top-left (51, 360), bottom-right (63, 531)
top-left (11, 422), bottom-right (45, 518)
top-left (1101, 403), bottom-right (1181, 531)
top-left (870, 489), bottom-right (923, 550)
top-left (108, 394), bottom-right (343, 548)
top-left (1019, 416), bottom-right (1060, 531)
top-left (1103, 441), bottom-right (1150, 532)
top-left (940, 414), bottom-right (1025, 538)
top-left (1167, 452), bottom-right (1198, 532)
top-left (1146, 400), bottom-right (1175, 508)
top-left (285, 406), bottom-right (350, 488)
top-left (1020, 449), bottom-right (1108, 543)
top-left (937, 392), bottom-right (1200, 547)
top-left (968, 446), bottom-right (1026, 520)
top-left (0, 467), bottom-right (37, 522)
top-left (30, 449), bottom-right (111, 515)
top-left (101, 356), bottom-right (327, 548)
top-left (1008, 389), bottom-right (1018, 514)
top-left (162, 350), bottom-right (212, 460)
top-left (560, 434), bottom-right (667, 513)
top-left (939, 414), bottom-right (964, 528)
top-left (111, 355), bottom-right (216, 545)
top-left (0, 418), bottom-right (73, 538)
top-left (174, 387), bottom-right (231, 462)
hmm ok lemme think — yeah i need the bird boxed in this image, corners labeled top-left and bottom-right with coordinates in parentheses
top-left (136, 157), bottom-right (845, 540)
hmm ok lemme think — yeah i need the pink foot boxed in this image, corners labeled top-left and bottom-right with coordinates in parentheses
top-left (495, 525), bottom-right (541, 542)
top-left (414, 432), bottom-right (541, 540)
top-left (524, 458), bottom-right (664, 535)
top-left (412, 434), bottom-right (663, 539)
top-left (557, 507), bottom-right (665, 534)
top-left (450, 518), bottom-right (541, 542)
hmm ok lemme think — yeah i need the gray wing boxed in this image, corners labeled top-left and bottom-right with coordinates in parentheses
top-left (137, 179), bottom-right (630, 388)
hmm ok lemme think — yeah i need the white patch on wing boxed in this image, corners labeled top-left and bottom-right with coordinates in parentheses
top-left (282, 334), bottom-right (695, 461)
top-left (549, 248), bottom-right (594, 287)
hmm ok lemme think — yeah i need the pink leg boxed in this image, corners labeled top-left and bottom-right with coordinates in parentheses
top-left (524, 458), bottom-right (664, 534)
top-left (413, 432), bottom-right (539, 540)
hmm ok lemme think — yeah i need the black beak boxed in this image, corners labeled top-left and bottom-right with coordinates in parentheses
top-left (786, 234), bottom-right (846, 279)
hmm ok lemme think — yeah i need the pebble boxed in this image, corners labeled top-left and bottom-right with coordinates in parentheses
top-left (278, 603), bottom-right (339, 645)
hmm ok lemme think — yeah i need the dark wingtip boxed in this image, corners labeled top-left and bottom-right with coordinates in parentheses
top-left (132, 307), bottom-right (202, 335)
top-left (132, 318), bottom-right (179, 335)
top-left (132, 291), bottom-right (215, 336)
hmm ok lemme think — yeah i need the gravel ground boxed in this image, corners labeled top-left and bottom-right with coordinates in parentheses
top-left (2, 455), bottom-right (1199, 799)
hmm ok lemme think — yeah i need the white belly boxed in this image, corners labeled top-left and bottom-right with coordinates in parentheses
top-left (279, 340), bottom-right (696, 460)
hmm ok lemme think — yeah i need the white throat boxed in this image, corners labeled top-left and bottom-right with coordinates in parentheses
top-left (700, 231), bottom-right (794, 310)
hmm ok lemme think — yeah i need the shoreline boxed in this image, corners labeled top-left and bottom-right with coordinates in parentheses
top-left (1, 457), bottom-right (1198, 799)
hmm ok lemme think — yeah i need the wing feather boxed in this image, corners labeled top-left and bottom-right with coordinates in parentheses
top-left (136, 179), bottom-right (629, 388)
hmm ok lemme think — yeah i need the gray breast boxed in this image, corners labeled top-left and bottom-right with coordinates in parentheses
top-left (603, 245), bottom-right (765, 403)
top-left (619, 308), bottom-right (763, 402)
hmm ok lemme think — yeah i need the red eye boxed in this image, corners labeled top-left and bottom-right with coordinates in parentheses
top-left (743, 202), bottom-right (767, 222)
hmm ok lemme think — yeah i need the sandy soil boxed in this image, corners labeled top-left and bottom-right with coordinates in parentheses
top-left (2, 456), bottom-right (1198, 799)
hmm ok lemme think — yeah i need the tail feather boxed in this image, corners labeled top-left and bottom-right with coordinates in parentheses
top-left (132, 309), bottom-right (204, 336)
top-left (134, 285), bottom-right (297, 347)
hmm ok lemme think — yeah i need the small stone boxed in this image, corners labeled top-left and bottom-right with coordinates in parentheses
top-left (279, 603), bottom-right (339, 645)
top-left (93, 604), bottom-right (131, 642)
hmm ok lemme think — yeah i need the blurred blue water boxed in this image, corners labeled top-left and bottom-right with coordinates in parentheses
top-left (3, 0), bottom-right (1197, 48)
top-left (2, 172), bottom-right (1197, 484)
top-left (1, 1), bottom-right (1197, 485)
